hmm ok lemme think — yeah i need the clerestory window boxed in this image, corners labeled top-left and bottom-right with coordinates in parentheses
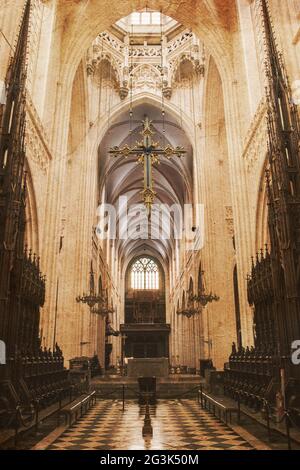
top-left (131, 257), bottom-right (159, 289)
top-left (130, 11), bottom-right (161, 25)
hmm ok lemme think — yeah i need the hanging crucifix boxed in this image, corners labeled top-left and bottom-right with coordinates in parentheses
top-left (109, 115), bottom-right (186, 215)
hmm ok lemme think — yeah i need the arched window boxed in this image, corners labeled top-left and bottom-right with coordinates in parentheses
top-left (131, 257), bottom-right (159, 290)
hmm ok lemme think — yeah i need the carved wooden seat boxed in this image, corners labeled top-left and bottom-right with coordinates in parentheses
top-left (199, 390), bottom-right (240, 424)
top-left (59, 391), bottom-right (96, 425)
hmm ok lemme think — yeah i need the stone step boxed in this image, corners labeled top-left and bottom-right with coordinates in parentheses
top-left (92, 374), bottom-right (201, 383)
top-left (157, 383), bottom-right (200, 398)
top-left (94, 381), bottom-right (201, 399)
top-left (94, 384), bottom-right (139, 399)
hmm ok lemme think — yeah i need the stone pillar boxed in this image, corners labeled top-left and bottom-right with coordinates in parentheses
top-left (0, 1), bottom-right (23, 81)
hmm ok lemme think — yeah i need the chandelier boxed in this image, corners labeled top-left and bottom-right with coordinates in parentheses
top-left (91, 289), bottom-right (115, 316)
top-left (76, 263), bottom-right (105, 312)
top-left (177, 304), bottom-right (200, 319)
top-left (177, 271), bottom-right (219, 318)
top-left (190, 292), bottom-right (220, 307)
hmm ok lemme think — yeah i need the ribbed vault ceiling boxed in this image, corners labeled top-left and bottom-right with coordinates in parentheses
top-left (98, 103), bottom-right (193, 269)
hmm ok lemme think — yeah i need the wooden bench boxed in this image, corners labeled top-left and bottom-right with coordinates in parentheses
top-left (198, 388), bottom-right (240, 424)
top-left (59, 391), bottom-right (96, 426)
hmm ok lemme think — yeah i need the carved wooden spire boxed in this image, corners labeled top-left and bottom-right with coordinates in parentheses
top-left (260, 0), bottom-right (285, 83)
top-left (0, 0), bottom-right (31, 347)
top-left (260, 0), bottom-right (300, 363)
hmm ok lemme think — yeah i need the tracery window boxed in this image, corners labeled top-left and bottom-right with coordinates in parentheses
top-left (131, 257), bottom-right (159, 290)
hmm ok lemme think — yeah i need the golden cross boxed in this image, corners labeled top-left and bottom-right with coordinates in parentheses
top-left (109, 116), bottom-right (186, 214)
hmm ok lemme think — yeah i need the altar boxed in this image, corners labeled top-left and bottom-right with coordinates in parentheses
top-left (127, 357), bottom-right (169, 377)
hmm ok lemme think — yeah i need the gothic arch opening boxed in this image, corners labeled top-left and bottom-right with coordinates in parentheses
top-left (122, 255), bottom-right (168, 359)
top-left (255, 156), bottom-right (270, 252)
top-left (24, 162), bottom-right (39, 255)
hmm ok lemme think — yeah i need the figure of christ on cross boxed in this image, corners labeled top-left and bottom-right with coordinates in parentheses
top-left (109, 115), bottom-right (186, 216)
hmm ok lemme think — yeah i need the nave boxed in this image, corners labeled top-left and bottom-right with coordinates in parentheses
top-left (0, 0), bottom-right (300, 454)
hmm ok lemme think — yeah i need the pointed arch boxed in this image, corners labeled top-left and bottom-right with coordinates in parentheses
top-left (24, 160), bottom-right (39, 254)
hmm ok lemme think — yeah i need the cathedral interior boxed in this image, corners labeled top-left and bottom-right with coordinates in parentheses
top-left (0, 0), bottom-right (300, 453)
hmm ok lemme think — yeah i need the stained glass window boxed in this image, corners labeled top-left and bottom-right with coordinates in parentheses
top-left (131, 257), bottom-right (159, 289)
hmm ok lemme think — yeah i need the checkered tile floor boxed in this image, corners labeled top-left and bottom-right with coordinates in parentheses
top-left (48, 400), bottom-right (254, 450)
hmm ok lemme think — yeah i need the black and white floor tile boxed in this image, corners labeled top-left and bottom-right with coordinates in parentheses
top-left (48, 399), bottom-right (254, 451)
